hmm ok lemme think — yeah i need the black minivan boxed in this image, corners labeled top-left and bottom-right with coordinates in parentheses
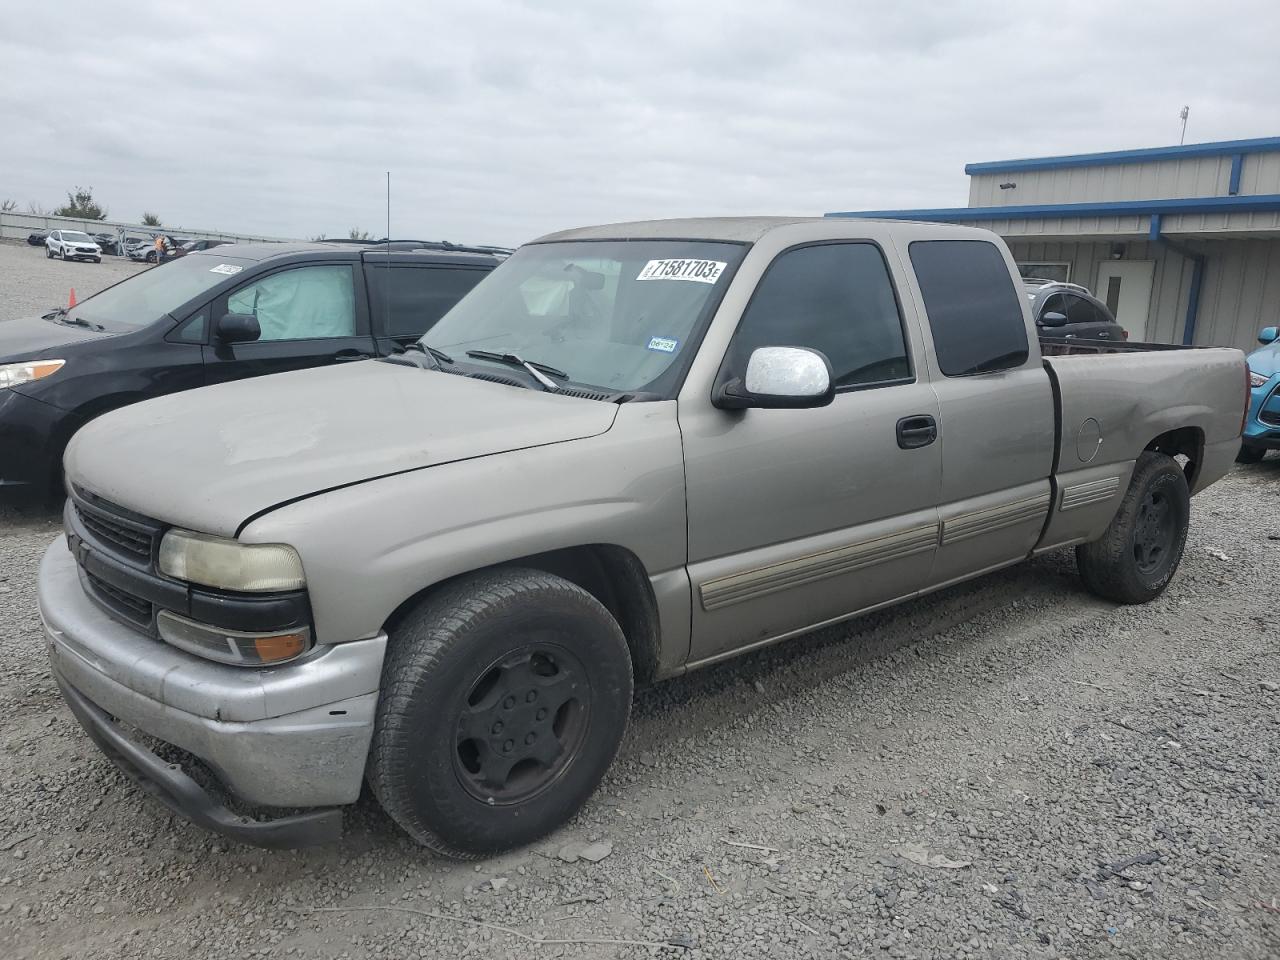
top-left (0, 243), bottom-right (500, 497)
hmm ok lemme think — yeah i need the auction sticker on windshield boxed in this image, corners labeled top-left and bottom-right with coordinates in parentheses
top-left (209, 264), bottom-right (243, 276)
top-left (636, 259), bottom-right (726, 284)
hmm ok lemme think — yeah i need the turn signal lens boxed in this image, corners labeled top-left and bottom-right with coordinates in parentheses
top-left (1248, 369), bottom-right (1269, 388)
top-left (0, 359), bottom-right (65, 390)
top-left (157, 610), bottom-right (310, 666)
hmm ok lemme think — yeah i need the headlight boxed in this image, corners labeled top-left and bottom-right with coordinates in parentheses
top-left (158, 529), bottom-right (306, 592)
top-left (1249, 370), bottom-right (1269, 388)
top-left (0, 359), bottom-right (65, 390)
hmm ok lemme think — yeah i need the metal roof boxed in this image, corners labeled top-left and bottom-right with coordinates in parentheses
top-left (827, 193), bottom-right (1280, 223)
top-left (964, 135), bottom-right (1280, 175)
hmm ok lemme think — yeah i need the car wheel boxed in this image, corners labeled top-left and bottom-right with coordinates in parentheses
top-left (93, 258), bottom-right (101, 264)
top-left (1076, 451), bottom-right (1190, 605)
top-left (45, 247), bottom-right (52, 259)
top-left (367, 567), bottom-right (633, 858)
top-left (1235, 443), bottom-right (1266, 464)
top-left (60, 247), bottom-right (67, 261)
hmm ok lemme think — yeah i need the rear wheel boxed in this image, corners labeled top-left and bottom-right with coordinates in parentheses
top-left (1236, 443), bottom-right (1266, 464)
top-left (1076, 451), bottom-right (1190, 604)
top-left (367, 568), bottom-right (633, 858)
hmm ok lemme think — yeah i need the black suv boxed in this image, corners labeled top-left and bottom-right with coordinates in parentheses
top-left (0, 242), bottom-right (499, 497)
top-left (1024, 280), bottom-right (1127, 340)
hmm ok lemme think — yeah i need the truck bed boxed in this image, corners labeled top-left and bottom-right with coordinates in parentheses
top-left (1032, 341), bottom-right (1245, 552)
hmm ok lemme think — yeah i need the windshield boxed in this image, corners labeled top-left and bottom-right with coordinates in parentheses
top-left (423, 240), bottom-right (745, 395)
top-left (70, 255), bottom-right (254, 330)
top-left (62, 231), bottom-right (93, 242)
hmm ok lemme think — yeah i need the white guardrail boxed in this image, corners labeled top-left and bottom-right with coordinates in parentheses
top-left (0, 210), bottom-right (296, 247)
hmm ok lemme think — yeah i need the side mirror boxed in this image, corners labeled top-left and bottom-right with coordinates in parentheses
top-left (714, 346), bottom-right (835, 410)
top-left (1040, 311), bottom-right (1069, 328)
top-left (1259, 326), bottom-right (1279, 345)
top-left (216, 312), bottom-right (261, 343)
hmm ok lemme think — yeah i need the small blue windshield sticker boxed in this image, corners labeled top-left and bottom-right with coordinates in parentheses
top-left (647, 336), bottom-right (679, 353)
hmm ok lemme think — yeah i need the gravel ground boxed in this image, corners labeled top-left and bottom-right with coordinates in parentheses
top-left (0, 240), bottom-right (146, 322)
top-left (2, 247), bottom-right (1279, 959)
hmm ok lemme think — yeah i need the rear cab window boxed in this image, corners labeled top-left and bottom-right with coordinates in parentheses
top-left (908, 240), bottom-right (1028, 377)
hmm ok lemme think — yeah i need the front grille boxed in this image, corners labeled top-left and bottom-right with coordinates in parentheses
top-left (75, 506), bottom-right (154, 562)
top-left (1262, 386), bottom-right (1280, 426)
top-left (71, 488), bottom-right (160, 565)
top-left (83, 569), bottom-right (153, 629)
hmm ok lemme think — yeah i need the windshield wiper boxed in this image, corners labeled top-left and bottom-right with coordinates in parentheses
top-left (465, 350), bottom-right (567, 391)
top-left (408, 342), bottom-right (454, 365)
top-left (42, 307), bottom-right (67, 320)
top-left (58, 315), bottom-right (104, 332)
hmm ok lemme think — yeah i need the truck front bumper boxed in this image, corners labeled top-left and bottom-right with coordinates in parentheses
top-left (39, 538), bottom-right (387, 847)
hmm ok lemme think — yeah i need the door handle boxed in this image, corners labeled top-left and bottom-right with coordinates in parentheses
top-left (332, 349), bottom-right (373, 362)
top-left (896, 415), bottom-right (938, 450)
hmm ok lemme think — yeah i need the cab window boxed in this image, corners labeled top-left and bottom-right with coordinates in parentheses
top-left (226, 265), bottom-right (356, 341)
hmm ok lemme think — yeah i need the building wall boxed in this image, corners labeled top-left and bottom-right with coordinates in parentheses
top-left (1007, 237), bottom-right (1280, 353)
top-left (969, 150), bottom-right (1280, 207)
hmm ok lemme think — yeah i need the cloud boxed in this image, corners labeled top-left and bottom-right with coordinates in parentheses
top-left (3, 0), bottom-right (1278, 246)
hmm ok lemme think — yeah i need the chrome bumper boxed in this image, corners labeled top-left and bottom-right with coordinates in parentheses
top-left (40, 538), bottom-right (386, 824)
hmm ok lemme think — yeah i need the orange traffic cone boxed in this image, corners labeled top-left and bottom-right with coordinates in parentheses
top-left (68, 288), bottom-right (76, 308)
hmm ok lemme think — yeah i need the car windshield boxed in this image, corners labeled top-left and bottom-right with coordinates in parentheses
top-left (69, 255), bottom-right (254, 330)
top-left (62, 231), bottom-right (93, 242)
top-left (423, 239), bottom-right (745, 395)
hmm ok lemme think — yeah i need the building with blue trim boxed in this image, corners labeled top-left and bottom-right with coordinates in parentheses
top-left (828, 136), bottom-right (1280, 352)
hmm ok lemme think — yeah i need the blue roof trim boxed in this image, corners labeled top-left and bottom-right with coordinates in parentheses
top-left (963, 136), bottom-right (1280, 175)
top-left (826, 194), bottom-right (1280, 222)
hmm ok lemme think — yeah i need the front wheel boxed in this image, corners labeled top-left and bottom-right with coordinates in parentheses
top-left (367, 568), bottom-right (633, 858)
top-left (1076, 451), bottom-right (1190, 604)
top-left (45, 246), bottom-right (52, 259)
top-left (1236, 443), bottom-right (1266, 464)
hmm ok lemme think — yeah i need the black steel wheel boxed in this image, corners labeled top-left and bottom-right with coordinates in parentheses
top-left (368, 568), bottom-right (632, 858)
top-left (452, 643), bottom-right (591, 805)
top-left (1077, 451), bottom-right (1190, 604)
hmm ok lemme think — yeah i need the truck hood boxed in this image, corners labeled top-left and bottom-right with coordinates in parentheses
top-left (65, 361), bottom-right (619, 536)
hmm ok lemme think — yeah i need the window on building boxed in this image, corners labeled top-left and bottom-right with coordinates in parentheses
top-left (730, 242), bottom-right (911, 389)
top-left (1017, 262), bottom-right (1071, 283)
top-left (910, 240), bottom-right (1028, 377)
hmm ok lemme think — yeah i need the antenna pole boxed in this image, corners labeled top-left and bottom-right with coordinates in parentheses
top-left (1179, 106), bottom-right (1189, 145)
top-left (385, 171), bottom-right (391, 339)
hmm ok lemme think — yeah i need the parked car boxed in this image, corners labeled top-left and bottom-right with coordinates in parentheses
top-left (37, 217), bottom-right (1246, 855)
top-left (1025, 280), bottom-right (1127, 340)
top-left (0, 242), bottom-right (499, 497)
top-left (174, 238), bottom-right (230, 257)
top-left (128, 237), bottom-right (173, 263)
top-left (91, 233), bottom-right (122, 256)
top-left (26, 231), bottom-right (48, 246)
top-left (1238, 324), bottom-right (1280, 462)
top-left (45, 230), bottom-right (102, 263)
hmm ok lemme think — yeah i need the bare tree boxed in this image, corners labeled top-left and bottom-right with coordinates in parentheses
top-left (0, 199), bottom-right (16, 213)
top-left (348, 227), bottom-right (371, 241)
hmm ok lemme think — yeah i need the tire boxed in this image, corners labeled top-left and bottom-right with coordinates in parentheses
top-left (45, 246), bottom-right (52, 259)
top-left (93, 258), bottom-right (101, 264)
top-left (1236, 443), bottom-right (1266, 464)
top-left (367, 568), bottom-right (633, 858)
top-left (60, 247), bottom-right (67, 261)
top-left (1076, 451), bottom-right (1190, 604)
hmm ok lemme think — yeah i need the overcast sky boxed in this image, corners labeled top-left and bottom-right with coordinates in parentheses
top-left (3, 1), bottom-right (1279, 247)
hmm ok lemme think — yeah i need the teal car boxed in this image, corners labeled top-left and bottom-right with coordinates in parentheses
top-left (1241, 326), bottom-right (1280, 462)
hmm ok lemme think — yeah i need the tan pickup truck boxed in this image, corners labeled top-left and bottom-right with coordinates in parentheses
top-left (39, 217), bottom-right (1247, 857)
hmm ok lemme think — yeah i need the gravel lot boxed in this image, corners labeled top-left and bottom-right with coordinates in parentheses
top-left (0, 241), bottom-right (147, 321)
top-left (2, 246), bottom-right (1278, 959)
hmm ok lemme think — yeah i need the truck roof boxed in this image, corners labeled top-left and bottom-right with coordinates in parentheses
top-left (533, 216), bottom-right (995, 245)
